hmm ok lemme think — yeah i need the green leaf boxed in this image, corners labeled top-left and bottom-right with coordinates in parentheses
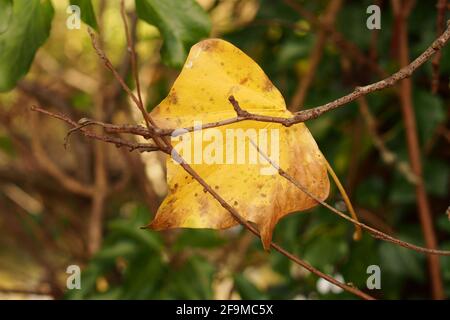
top-left (0, 0), bottom-right (54, 92)
top-left (135, 0), bottom-right (211, 68)
top-left (69, 0), bottom-right (98, 30)
top-left (0, 0), bottom-right (13, 34)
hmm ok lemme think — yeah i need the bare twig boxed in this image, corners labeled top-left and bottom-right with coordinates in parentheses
top-left (57, 21), bottom-right (450, 140)
top-left (66, 120), bottom-right (152, 141)
top-left (171, 149), bottom-right (376, 300)
top-left (283, 0), bottom-right (386, 77)
top-left (33, 5), bottom-right (450, 299)
top-left (289, 0), bottom-right (343, 111)
top-left (88, 64), bottom-right (108, 255)
top-left (244, 119), bottom-right (450, 257)
top-left (431, 0), bottom-right (448, 93)
top-left (88, 29), bottom-right (141, 110)
top-left (115, 3), bottom-right (170, 152)
top-left (120, 0), bottom-right (144, 113)
top-left (357, 96), bottom-right (418, 184)
top-left (88, 6), bottom-right (375, 299)
top-left (392, 0), bottom-right (444, 299)
top-left (280, 166), bottom-right (450, 256)
top-left (29, 112), bottom-right (94, 197)
top-left (30, 106), bottom-right (160, 153)
top-left (143, 23), bottom-right (450, 134)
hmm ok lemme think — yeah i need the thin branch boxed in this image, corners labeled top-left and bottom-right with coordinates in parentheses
top-left (119, 0), bottom-right (151, 132)
top-left (431, 0), bottom-right (447, 93)
top-left (120, 0), bottom-right (144, 113)
top-left (29, 112), bottom-right (94, 197)
top-left (66, 119), bottom-right (152, 141)
top-left (30, 106), bottom-right (160, 153)
top-left (393, 1), bottom-right (445, 299)
top-left (170, 149), bottom-right (375, 300)
top-left (145, 23), bottom-right (450, 135)
top-left (67, 21), bottom-right (450, 140)
top-left (88, 26), bottom-right (164, 153)
top-left (280, 166), bottom-right (450, 256)
top-left (33, 96), bottom-right (450, 259)
top-left (87, 29), bottom-right (141, 110)
top-left (117, 0), bottom-right (170, 155)
top-left (245, 124), bottom-right (450, 257)
top-left (357, 96), bottom-right (418, 184)
top-left (289, 0), bottom-right (343, 111)
top-left (88, 6), bottom-right (375, 299)
top-left (292, 20), bottom-right (450, 122)
top-left (88, 35), bottom-right (108, 255)
top-left (283, 0), bottom-right (386, 77)
top-left (33, 8), bottom-right (450, 300)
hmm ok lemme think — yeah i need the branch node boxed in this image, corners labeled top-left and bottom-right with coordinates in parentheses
top-left (228, 95), bottom-right (251, 117)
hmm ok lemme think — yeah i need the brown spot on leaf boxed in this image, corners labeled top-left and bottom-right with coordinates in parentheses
top-left (263, 79), bottom-right (274, 92)
top-left (239, 77), bottom-right (249, 85)
top-left (199, 39), bottom-right (219, 51)
top-left (168, 91), bottom-right (178, 104)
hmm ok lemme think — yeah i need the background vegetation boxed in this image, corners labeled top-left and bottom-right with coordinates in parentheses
top-left (0, 0), bottom-right (449, 299)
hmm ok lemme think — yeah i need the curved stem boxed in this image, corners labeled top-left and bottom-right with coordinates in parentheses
top-left (324, 158), bottom-right (362, 240)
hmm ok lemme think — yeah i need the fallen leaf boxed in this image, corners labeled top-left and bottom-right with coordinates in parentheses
top-left (146, 39), bottom-right (330, 249)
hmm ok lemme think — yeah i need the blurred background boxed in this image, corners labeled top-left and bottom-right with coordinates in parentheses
top-left (0, 0), bottom-right (449, 299)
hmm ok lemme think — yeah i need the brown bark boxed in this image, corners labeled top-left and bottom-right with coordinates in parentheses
top-left (393, 0), bottom-right (445, 299)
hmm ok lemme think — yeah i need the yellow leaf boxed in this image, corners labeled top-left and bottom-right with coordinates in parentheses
top-left (146, 39), bottom-right (330, 250)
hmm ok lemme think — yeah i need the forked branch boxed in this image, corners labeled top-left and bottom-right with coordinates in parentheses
top-left (31, 6), bottom-right (450, 300)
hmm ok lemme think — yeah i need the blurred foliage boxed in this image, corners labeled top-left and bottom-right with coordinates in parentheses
top-left (65, 205), bottom-right (216, 299)
top-left (0, 0), bottom-right (13, 35)
top-left (136, 0), bottom-right (211, 67)
top-left (0, 0), bottom-right (54, 91)
top-left (0, 0), bottom-right (449, 300)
